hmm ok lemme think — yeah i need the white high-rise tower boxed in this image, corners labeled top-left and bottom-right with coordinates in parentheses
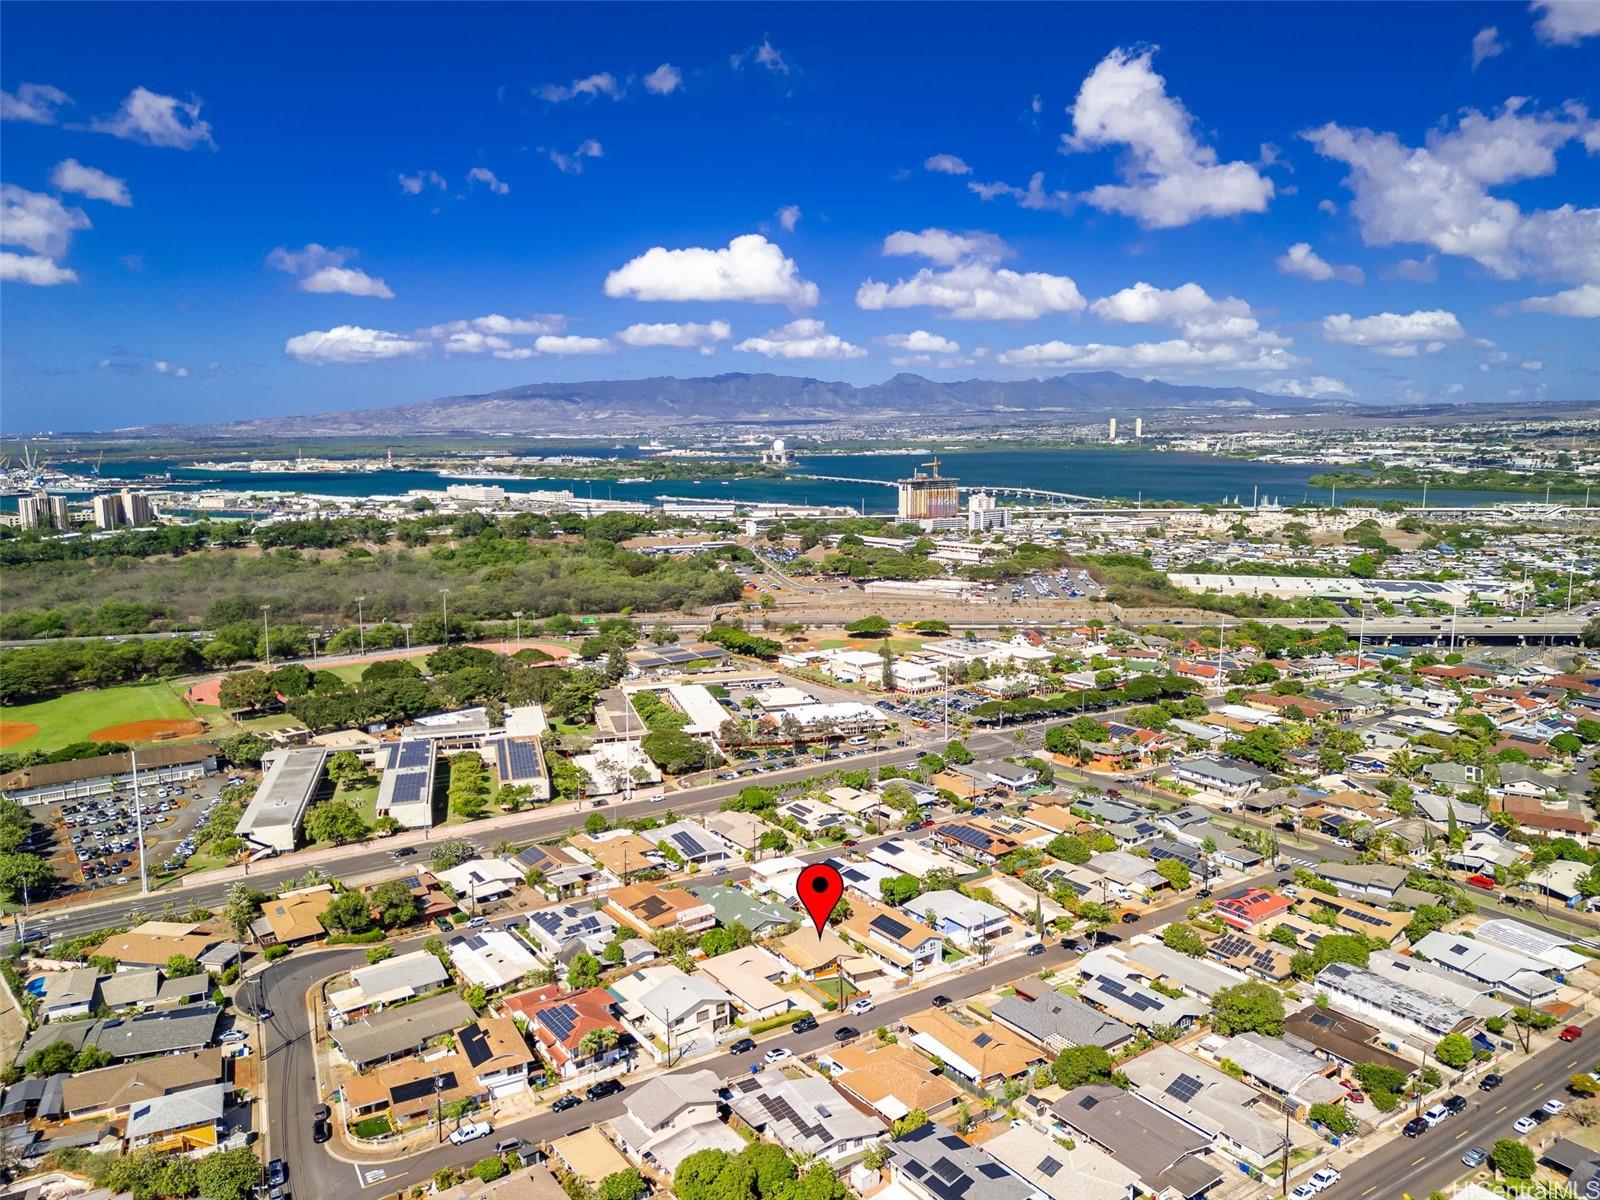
top-left (1107, 417), bottom-right (1118, 441)
top-left (1134, 417), bottom-right (1144, 440)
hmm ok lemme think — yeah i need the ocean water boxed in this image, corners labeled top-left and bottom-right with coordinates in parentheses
top-left (38, 447), bottom-right (1592, 512)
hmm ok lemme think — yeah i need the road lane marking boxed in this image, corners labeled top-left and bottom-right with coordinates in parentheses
top-left (1570, 1061), bottom-right (1579, 1069)
top-left (1411, 1156), bottom-right (1426, 1166)
top-left (1455, 1130), bottom-right (1469, 1140)
top-left (1361, 1189), bottom-right (1375, 1197)
top-left (1495, 1105), bottom-right (1507, 1113)
top-left (1533, 1082), bottom-right (1544, 1091)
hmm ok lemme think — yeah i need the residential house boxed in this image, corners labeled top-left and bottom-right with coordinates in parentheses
top-left (1473, 919), bottom-right (1590, 974)
top-left (603, 882), bottom-right (716, 936)
top-left (1213, 887), bottom-right (1293, 932)
top-left (992, 982), bottom-right (1135, 1053)
top-left (821, 1041), bottom-right (962, 1123)
top-left (777, 798), bottom-right (854, 836)
top-left (1052, 1085), bottom-right (1223, 1200)
top-left (1120, 1044), bottom-right (1305, 1168)
top-left (503, 986), bottom-right (629, 1079)
top-left (930, 822), bottom-right (1019, 866)
top-left (514, 844), bottom-right (602, 899)
top-left (432, 1166), bottom-right (568, 1200)
top-left (1424, 762), bottom-right (1483, 792)
top-left (1315, 863), bottom-right (1408, 903)
top-left (769, 925), bottom-right (857, 984)
top-left (836, 898), bottom-right (943, 979)
top-left (1073, 957), bottom-right (1207, 1032)
top-left (124, 1082), bottom-right (228, 1152)
top-left (329, 949), bottom-right (450, 1017)
top-left (331, 992), bottom-right (478, 1069)
top-left (697, 946), bottom-right (800, 1020)
top-left (1298, 893), bottom-right (1410, 944)
top-left (1120, 942), bottom-right (1246, 1000)
top-left (1171, 759), bottom-right (1266, 800)
top-left (38, 968), bottom-right (98, 1023)
top-left (985, 1124), bottom-right (1141, 1200)
top-left (55, 1049), bottom-right (226, 1124)
top-left (886, 1123), bottom-right (1043, 1200)
top-left (449, 929), bottom-right (542, 992)
top-left (459, 1017), bottom-right (536, 1098)
top-left (1409, 931), bottom-right (1559, 1002)
top-left (568, 831), bottom-right (664, 882)
top-left (654, 820), bottom-right (732, 866)
top-left (94, 922), bottom-right (220, 969)
top-left (252, 884), bottom-right (334, 946)
top-left (1313, 962), bottom-right (1474, 1038)
top-left (343, 1050), bottom-right (483, 1125)
top-left (912, 890), bottom-right (1010, 949)
top-left (1209, 1033), bottom-right (1346, 1117)
top-left (609, 965), bottom-right (734, 1055)
top-left (1206, 931), bottom-right (1294, 982)
top-left (1085, 850), bottom-right (1165, 895)
top-left (701, 810), bottom-right (772, 855)
top-left (523, 904), bottom-right (619, 965)
top-left (686, 884), bottom-right (797, 935)
top-left (610, 1069), bottom-right (744, 1174)
top-left (436, 858), bottom-right (525, 907)
top-left (902, 1008), bottom-right (1045, 1088)
top-left (1365, 951), bottom-right (1513, 1022)
top-left (1281, 1007), bottom-right (1412, 1076)
top-left (727, 1069), bottom-right (884, 1162)
top-left (1446, 831), bottom-right (1524, 876)
top-left (15, 1005), bottom-right (219, 1066)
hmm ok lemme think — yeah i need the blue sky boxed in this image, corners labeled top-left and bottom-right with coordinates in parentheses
top-left (3, 1), bottom-right (1598, 432)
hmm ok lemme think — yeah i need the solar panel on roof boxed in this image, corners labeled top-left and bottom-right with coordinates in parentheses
top-left (1038, 1158), bottom-right (1062, 1178)
top-left (398, 741), bottom-right (431, 768)
top-left (1166, 1073), bottom-right (1204, 1103)
top-left (973, 1033), bottom-right (992, 1047)
top-left (391, 774), bottom-right (426, 804)
top-left (871, 914), bottom-right (911, 939)
top-left (932, 1159), bottom-right (964, 1184)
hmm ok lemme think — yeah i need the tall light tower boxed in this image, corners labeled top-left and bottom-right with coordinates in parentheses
top-left (260, 605), bottom-right (272, 667)
top-left (356, 594), bottom-right (366, 657)
top-left (439, 588), bottom-right (451, 645)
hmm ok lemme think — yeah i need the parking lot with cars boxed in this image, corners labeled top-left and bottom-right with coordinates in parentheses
top-left (37, 771), bottom-right (232, 892)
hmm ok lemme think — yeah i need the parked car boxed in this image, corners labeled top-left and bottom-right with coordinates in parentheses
top-left (312, 1119), bottom-right (331, 1145)
top-left (266, 1161), bottom-right (287, 1187)
top-left (1309, 1168), bottom-right (1340, 1192)
top-left (433, 917), bottom-right (453, 932)
top-left (1561, 1025), bottom-right (1584, 1042)
top-left (1402, 1118), bottom-right (1428, 1138)
top-left (791, 1015), bottom-right (819, 1033)
top-left (586, 1079), bottom-right (623, 1101)
top-left (313, 1103), bottom-right (331, 1122)
top-left (1479, 1073), bottom-right (1503, 1091)
top-left (1544, 1099), bottom-right (1567, 1115)
top-left (833, 1026), bottom-right (859, 1043)
top-left (550, 1095), bottom-right (582, 1113)
top-left (1291, 1186), bottom-right (1318, 1200)
top-left (729, 1037), bottom-right (757, 1054)
top-left (931, 995), bottom-right (952, 1008)
top-left (1514, 1115), bottom-right (1539, 1134)
top-left (847, 998), bottom-right (875, 1015)
top-left (1422, 1103), bottom-right (1451, 1126)
top-left (763, 1047), bottom-right (794, 1064)
top-left (219, 1029), bottom-right (249, 1043)
top-left (1027, 943), bottom-right (1046, 956)
top-left (1466, 874), bottom-right (1497, 890)
top-left (467, 916), bottom-right (489, 928)
top-left (1461, 1147), bottom-right (1488, 1168)
top-left (392, 847), bottom-right (416, 858)
top-left (1444, 1095), bottom-right (1467, 1115)
top-left (448, 1121), bottom-right (492, 1146)
top-left (495, 1138), bottom-right (523, 1154)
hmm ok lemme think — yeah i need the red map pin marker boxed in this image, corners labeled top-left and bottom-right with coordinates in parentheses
top-left (798, 863), bottom-right (844, 937)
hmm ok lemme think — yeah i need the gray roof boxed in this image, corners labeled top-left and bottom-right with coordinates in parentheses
top-left (621, 1068), bottom-right (721, 1132)
top-left (727, 1069), bottom-right (883, 1156)
top-left (638, 974), bottom-right (732, 1023)
top-left (1122, 942), bottom-right (1243, 999)
top-left (156, 974), bottom-right (211, 1005)
top-left (1052, 1084), bottom-right (1221, 1199)
top-left (1175, 759), bottom-right (1264, 787)
top-left (1213, 1033), bottom-right (1347, 1106)
top-left (992, 988), bottom-right (1134, 1051)
top-left (126, 1081), bottom-right (227, 1140)
top-left (19, 1005), bottom-right (220, 1065)
top-left (1120, 1044), bottom-right (1289, 1159)
top-left (40, 967), bottom-right (98, 1012)
top-left (331, 992), bottom-right (477, 1066)
top-left (352, 949), bottom-right (450, 999)
top-left (1315, 962), bottom-right (1473, 1035)
top-left (888, 1123), bottom-right (1040, 1200)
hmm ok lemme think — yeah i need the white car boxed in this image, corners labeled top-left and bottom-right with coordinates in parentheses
top-left (848, 998), bottom-right (875, 1016)
top-left (1291, 1186), bottom-right (1318, 1200)
top-left (1309, 1168), bottom-right (1341, 1192)
top-left (763, 1047), bottom-right (793, 1064)
top-left (1422, 1104), bottom-right (1450, 1126)
top-left (1514, 1116), bottom-right (1539, 1134)
top-left (219, 1029), bottom-right (249, 1043)
top-left (448, 1121), bottom-right (493, 1146)
top-left (1544, 1099), bottom-right (1567, 1116)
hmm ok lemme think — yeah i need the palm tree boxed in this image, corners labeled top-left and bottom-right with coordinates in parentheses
top-left (578, 1027), bottom-right (620, 1060)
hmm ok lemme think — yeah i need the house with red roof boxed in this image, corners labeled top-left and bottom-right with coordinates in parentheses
top-left (503, 985), bottom-right (630, 1079)
top-left (1213, 887), bottom-right (1293, 932)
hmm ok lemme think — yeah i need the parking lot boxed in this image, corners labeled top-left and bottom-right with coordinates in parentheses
top-left (35, 771), bottom-right (232, 893)
top-left (1009, 568), bottom-right (1104, 603)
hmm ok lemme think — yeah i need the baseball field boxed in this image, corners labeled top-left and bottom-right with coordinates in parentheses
top-left (0, 682), bottom-right (204, 755)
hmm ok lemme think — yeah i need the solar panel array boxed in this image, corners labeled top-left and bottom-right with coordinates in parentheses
top-left (540, 1003), bottom-right (578, 1042)
top-left (1211, 932), bottom-right (1287, 976)
top-left (398, 740), bottom-right (432, 768)
top-left (1165, 1073), bottom-right (1204, 1103)
top-left (671, 831), bottom-right (707, 857)
top-left (1087, 973), bottom-right (1163, 1013)
top-left (941, 825), bottom-right (992, 851)
top-left (495, 737), bottom-right (543, 781)
top-left (1038, 1157), bottom-right (1062, 1178)
top-left (871, 913), bottom-right (911, 940)
top-left (391, 774), bottom-right (426, 805)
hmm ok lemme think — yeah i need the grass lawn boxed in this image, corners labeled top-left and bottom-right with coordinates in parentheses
top-left (320, 662), bottom-right (369, 684)
top-left (350, 1114), bottom-right (393, 1139)
top-left (340, 782), bottom-right (380, 826)
top-left (0, 682), bottom-right (195, 754)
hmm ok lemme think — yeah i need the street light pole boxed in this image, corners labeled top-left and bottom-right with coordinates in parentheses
top-left (357, 595), bottom-right (366, 657)
top-left (261, 604), bottom-right (272, 668)
top-left (130, 748), bottom-right (149, 893)
top-left (440, 589), bottom-right (451, 646)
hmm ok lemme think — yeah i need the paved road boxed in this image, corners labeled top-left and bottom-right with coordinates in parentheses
top-left (262, 857), bottom-right (1296, 1197)
top-left (1324, 1014), bottom-right (1600, 1200)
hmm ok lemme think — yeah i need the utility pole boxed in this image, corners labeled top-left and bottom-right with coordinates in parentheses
top-left (357, 595), bottom-right (366, 657)
top-left (130, 748), bottom-right (149, 893)
top-left (260, 604), bottom-right (272, 668)
top-left (1280, 1103), bottom-right (1291, 1198)
top-left (440, 588), bottom-right (451, 645)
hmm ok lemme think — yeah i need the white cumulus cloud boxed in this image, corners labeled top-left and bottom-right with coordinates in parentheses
top-left (1, 185), bottom-right (90, 257)
top-left (265, 243), bottom-right (348, 275)
top-left (0, 251), bottom-right (77, 286)
top-left (1514, 283), bottom-right (1600, 315)
top-left (468, 314), bottom-right (565, 335)
top-left (468, 166), bottom-right (510, 194)
top-left (967, 172), bottom-right (1072, 214)
top-left (542, 141), bottom-right (603, 174)
top-left (1, 82), bottom-right (71, 125)
top-left (1262, 376), bottom-right (1354, 398)
top-left (1304, 98), bottom-right (1600, 282)
top-left (996, 338), bottom-right (1301, 372)
top-left (285, 325), bottom-right (427, 365)
top-left (644, 64), bottom-right (682, 95)
top-left (924, 153), bottom-right (971, 175)
top-left (534, 334), bottom-right (612, 355)
top-left (90, 86), bottom-right (214, 149)
top-left (1089, 281), bottom-right (1288, 347)
top-left (399, 170), bottom-right (446, 195)
top-left (1276, 242), bottom-right (1365, 284)
top-left (1061, 47), bottom-right (1273, 227)
top-left (776, 205), bottom-right (801, 232)
top-left (538, 72), bottom-right (621, 102)
top-left (616, 321), bottom-right (732, 350)
top-left (858, 261), bottom-right (1084, 321)
top-left (1472, 26), bottom-right (1506, 68)
top-left (1531, 0), bottom-right (1600, 45)
top-left (879, 330), bottom-right (961, 354)
top-left (50, 159), bottom-right (131, 206)
top-left (605, 234), bottom-right (819, 305)
top-left (1321, 309), bottom-right (1465, 355)
top-left (735, 318), bottom-right (865, 360)
top-left (882, 228), bottom-right (1010, 266)
top-left (300, 266), bottom-right (394, 298)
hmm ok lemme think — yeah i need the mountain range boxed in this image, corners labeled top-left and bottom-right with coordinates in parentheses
top-left (163, 371), bottom-right (1357, 437)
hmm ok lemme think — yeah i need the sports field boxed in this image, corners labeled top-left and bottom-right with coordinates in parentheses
top-left (0, 683), bottom-right (200, 755)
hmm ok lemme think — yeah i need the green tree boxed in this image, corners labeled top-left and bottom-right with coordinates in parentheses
top-left (1491, 1139), bottom-right (1536, 1180)
top-left (369, 879), bottom-right (420, 929)
top-left (222, 882), bottom-right (265, 940)
top-left (880, 874), bottom-right (921, 906)
top-left (1154, 858), bottom-right (1191, 890)
top-left (71, 1045), bottom-right (114, 1072)
top-left (568, 952), bottom-right (603, 989)
top-left (944, 739), bottom-right (975, 765)
top-left (1211, 982), bottom-right (1286, 1036)
top-left (195, 1147), bottom-right (265, 1200)
top-left (24, 1041), bottom-right (77, 1076)
top-left (431, 838), bottom-right (476, 870)
top-left (1047, 833), bottom-right (1092, 865)
top-left (1052, 1045), bottom-right (1114, 1089)
top-left (165, 953), bottom-right (201, 978)
top-left (892, 1108), bottom-right (931, 1138)
top-left (1434, 1032), bottom-right (1474, 1071)
top-left (1162, 922), bottom-right (1207, 957)
top-left (470, 1156), bottom-right (508, 1183)
top-left (1308, 1102), bottom-right (1358, 1136)
top-left (304, 798), bottom-right (372, 846)
top-left (320, 888), bottom-right (374, 935)
top-left (599, 1169), bottom-right (648, 1200)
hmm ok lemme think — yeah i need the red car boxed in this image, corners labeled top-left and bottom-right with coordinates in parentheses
top-left (1561, 1025), bottom-right (1584, 1042)
top-left (1466, 874), bottom-right (1497, 890)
